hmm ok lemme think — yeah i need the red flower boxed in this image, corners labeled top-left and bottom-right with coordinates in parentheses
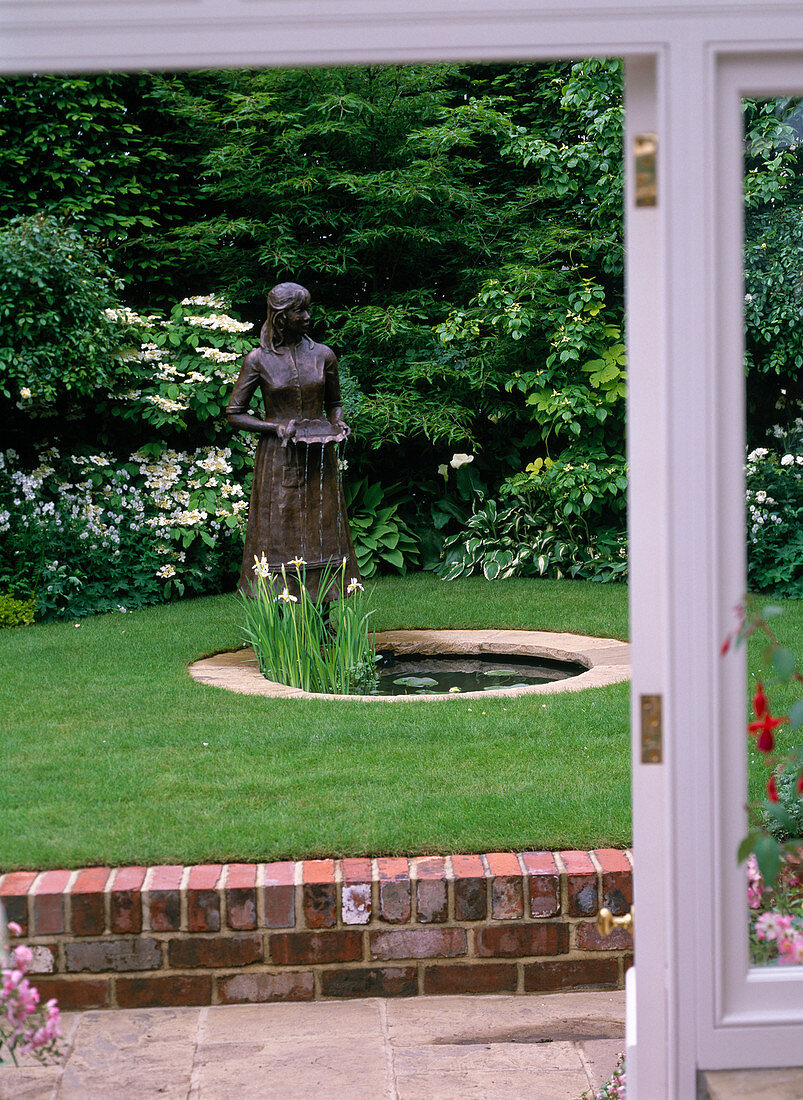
top-left (752, 682), bottom-right (768, 719)
top-left (767, 775), bottom-right (779, 802)
top-left (721, 636), bottom-right (731, 656)
top-left (748, 712), bottom-right (788, 753)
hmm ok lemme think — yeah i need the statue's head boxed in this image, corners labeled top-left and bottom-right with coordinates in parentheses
top-left (260, 282), bottom-right (311, 351)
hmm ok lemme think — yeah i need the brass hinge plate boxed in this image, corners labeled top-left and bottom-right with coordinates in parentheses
top-left (640, 694), bottom-right (663, 763)
top-left (634, 133), bottom-right (658, 207)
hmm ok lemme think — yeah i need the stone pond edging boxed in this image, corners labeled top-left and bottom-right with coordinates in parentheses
top-left (189, 629), bottom-right (631, 700)
top-left (0, 850), bottom-right (633, 1011)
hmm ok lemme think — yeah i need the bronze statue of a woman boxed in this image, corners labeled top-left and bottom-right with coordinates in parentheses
top-left (226, 282), bottom-right (359, 600)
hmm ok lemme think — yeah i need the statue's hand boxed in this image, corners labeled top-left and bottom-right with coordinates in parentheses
top-left (277, 419), bottom-right (297, 447)
top-left (331, 416), bottom-right (351, 441)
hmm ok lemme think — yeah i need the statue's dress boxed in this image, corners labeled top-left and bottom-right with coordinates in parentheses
top-left (227, 337), bottom-right (359, 600)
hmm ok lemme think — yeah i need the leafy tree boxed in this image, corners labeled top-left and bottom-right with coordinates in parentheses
top-left (0, 73), bottom-right (191, 297)
top-left (743, 97), bottom-right (803, 441)
top-left (0, 214), bottom-right (124, 408)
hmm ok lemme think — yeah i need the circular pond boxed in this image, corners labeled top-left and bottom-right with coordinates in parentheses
top-left (189, 628), bottom-right (631, 701)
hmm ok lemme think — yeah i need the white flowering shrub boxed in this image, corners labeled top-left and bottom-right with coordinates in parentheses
top-left (0, 294), bottom-right (262, 619)
top-left (0, 444), bottom-right (249, 619)
top-left (100, 294), bottom-right (255, 438)
top-left (746, 418), bottom-right (803, 597)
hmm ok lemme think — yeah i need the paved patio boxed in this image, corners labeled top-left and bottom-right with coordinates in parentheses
top-left (1, 989), bottom-right (625, 1099)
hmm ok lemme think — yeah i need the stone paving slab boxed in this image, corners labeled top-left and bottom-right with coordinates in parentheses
top-left (0, 991), bottom-right (626, 1099)
top-left (189, 629), bottom-right (631, 702)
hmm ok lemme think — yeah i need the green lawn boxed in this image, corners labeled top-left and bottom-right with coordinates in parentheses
top-left (1, 575), bottom-right (632, 869)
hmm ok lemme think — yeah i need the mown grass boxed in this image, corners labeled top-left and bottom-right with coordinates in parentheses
top-left (3, 575), bottom-right (634, 869)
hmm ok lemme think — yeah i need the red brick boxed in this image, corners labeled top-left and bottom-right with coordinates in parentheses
top-left (263, 861), bottom-right (295, 929)
top-left (576, 921), bottom-right (633, 951)
top-left (560, 851), bottom-right (598, 916)
top-left (377, 858), bottom-right (412, 923)
top-left (594, 849), bottom-right (633, 916)
top-left (32, 870), bottom-right (71, 936)
top-left (341, 858), bottom-right (372, 882)
top-left (370, 928), bottom-right (466, 961)
top-left (302, 859), bottom-right (335, 884)
top-left (217, 971), bottom-right (314, 1004)
top-left (150, 864), bottom-right (183, 891)
top-left (378, 857), bottom-right (409, 880)
top-left (168, 934), bottom-right (262, 969)
top-left (0, 870), bottom-right (36, 935)
top-left (65, 937), bottom-right (162, 973)
top-left (226, 863), bottom-right (257, 888)
top-left (321, 967), bottom-right (418, 998)
top-left (70, 868), bottom-right (109, 936)
top-left (342, 882), bottom-right (372, 925)
top-left (225, 864), bottom-right (257, 931)
top-left (521, 852), bottom-right (560, 918)
top-left (624, 953), bottom-right (634, 972)
top-left (303, 883), bottom-right (337, 929)
top-left (188, 864), bottom-right (222, 891)
top-left (485, 852), bottom-right (520, 877)
top-left (424, 964), bottom-right (517, 995)
top-left (111, 867), bottom-right (146, 934)
top-left (270, 930), bottom-right (363, 966)
top-left (486, 853), bottom-right (524, 920)
top-left (524, 957), bottom-right (619, 992)
top-left (475, 924), bottom-right (568, 958)
top-left (117, 974), bottom-right (212, 1008)
top-left (414, 857), bottom-right (448, 924)
top-left (187, 865), bottom-right (221, 933)
top-left (451, 854), bottom-right (487, 921)
top-left (34, 977), bottom-right (110, 1010)
top-left (416, 856), bottom-right (446, 880)
top-left (148, 865), bottom-right (183, 932)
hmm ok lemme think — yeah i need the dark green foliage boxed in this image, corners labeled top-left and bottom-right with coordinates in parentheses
top-left (0, 73), bottom-right (190, 298)
top-left (763, 763), bottom-right (803, 842)
top-left (743, 97), bottom-right (803, 441)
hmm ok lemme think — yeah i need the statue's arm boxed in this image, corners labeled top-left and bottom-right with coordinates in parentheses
top-left (324, 348), bottom-right (351, 439)
top-left (226, 350), bottom-right (285, 436)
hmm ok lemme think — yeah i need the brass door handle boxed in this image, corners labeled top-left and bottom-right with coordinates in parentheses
top-left (597, 906), bottom-right (634, 937)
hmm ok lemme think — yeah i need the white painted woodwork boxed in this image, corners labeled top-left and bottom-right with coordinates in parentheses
top-left (4, 3), bottom-right (803, 1096)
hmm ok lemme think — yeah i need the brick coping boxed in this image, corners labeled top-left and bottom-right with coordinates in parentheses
top-left (189, 629), bottom-right (631, 700)
top-left (1, 850), bottom-right (634, 1010)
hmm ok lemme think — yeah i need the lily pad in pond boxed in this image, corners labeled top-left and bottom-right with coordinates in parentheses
top-left (482, 669), bottom-right (518, 677)
top-left (393, 676), bottom-right (439, 688)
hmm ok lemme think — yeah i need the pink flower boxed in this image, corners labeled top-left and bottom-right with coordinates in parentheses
top-left (7, 922), bottom-right (22, 938)
top-left (746, 855), bottom-right (765, 909)
top-left (12, 945), bottom-right (33, 972)
top-left (777, 932), bottom-right (803, 966)
top-left (755, 911), bottom-right (794, 942)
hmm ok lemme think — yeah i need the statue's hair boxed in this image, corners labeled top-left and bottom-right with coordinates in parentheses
top-left (259, 282), bottom-right (312, 351)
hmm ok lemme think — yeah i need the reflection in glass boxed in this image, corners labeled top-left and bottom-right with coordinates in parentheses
top-left (743, 97), bottom-right (803, 968)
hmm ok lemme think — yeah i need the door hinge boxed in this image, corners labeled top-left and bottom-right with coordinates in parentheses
top-left (640, 693), bottom-right (662, 763)
top-left (634, 133), bottom-right (658, 207)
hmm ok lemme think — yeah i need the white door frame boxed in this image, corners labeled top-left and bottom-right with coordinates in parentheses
top-left (5, 4), bottom-right (803, 1096)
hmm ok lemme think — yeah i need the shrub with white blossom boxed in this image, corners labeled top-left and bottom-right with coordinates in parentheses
top-left (745, 413), bottom-right (803, 597)
top-left (0, 295), bottom-right (260, 619)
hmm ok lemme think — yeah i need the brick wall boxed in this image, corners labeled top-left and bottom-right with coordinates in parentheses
top-left (0, 850), bottom-right (633, 1010)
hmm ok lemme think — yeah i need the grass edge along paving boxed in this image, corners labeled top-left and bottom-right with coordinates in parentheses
top-left (4, 574), bottom-right (636, 869)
